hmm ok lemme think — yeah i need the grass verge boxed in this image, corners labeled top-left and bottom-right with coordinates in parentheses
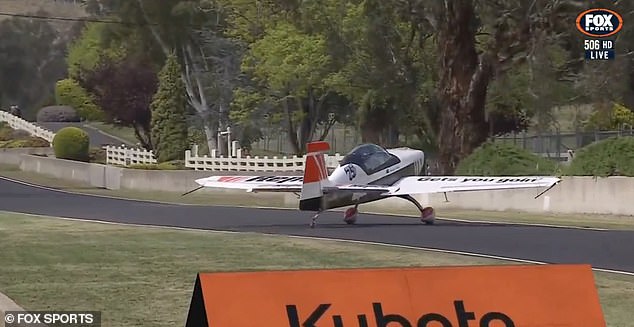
top-left (0, 212), bottom-right (631, 327)
top-left (1, 166), bottom-right (634, 231)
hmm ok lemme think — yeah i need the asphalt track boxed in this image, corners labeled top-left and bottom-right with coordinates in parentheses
top-left (1, 178), bottom-right (634, 274)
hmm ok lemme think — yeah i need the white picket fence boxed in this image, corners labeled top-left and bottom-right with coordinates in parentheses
top-left (184, 145), bottom-right (344, 172)
top-left (0, 111), bottom-right (55, 145)
top-left (104, 145), bottom-right (157, 166)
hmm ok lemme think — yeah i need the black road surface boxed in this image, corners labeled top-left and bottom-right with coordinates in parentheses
top-left (35, 122), bottom-right (133, 147)
top-left (1, 178), bottom-right (633, 274)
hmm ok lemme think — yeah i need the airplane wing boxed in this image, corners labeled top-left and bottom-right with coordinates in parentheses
top-left (194, 175), bottom-right (304, 192)
top-left (193, 174), bottom-right (560, 197)
top-left (376, 176), bottom-right (561, 196)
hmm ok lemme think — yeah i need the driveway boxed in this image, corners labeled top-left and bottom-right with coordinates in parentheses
top-left (35, 122), bottom-right (134, 147)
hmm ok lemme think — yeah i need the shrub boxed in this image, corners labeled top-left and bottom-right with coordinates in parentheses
top-left (36, 105), bottom-right (80, 122)
top-left (566, 136), bottom-right (634, 177)
top-left (127, 160), bottom-right (186, 170)
top-left (55, 78), bottom-right (105, 121)
top-left (52, 127), bottom-right (90, 162)
top-left (455, 141), bottom-right (560, 176)
top-left (89, 147), bottom-right (106, 164)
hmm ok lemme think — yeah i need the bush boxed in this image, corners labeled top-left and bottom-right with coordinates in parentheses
top-left (55, 78), bottom-right (106, 121)
top-left (52, 127), bottom-right (90, 162)
top-left (455, 141), bottom-right (560, 176)
top-left (36, 105), bottom-right (80, 122)
top-left (127, 160), bottom-right (186, 170)
top-left (566, 136), bottom-right (634, 177)
top-left (89, 147), bottom-right (106, 164)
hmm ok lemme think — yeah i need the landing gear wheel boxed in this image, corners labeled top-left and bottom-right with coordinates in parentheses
top-left (421, 206), bottom-right (435, 225)
top-left (310, 212), bottom-right (321, 228)
top-left (343, 207), bottom-right (358, 224)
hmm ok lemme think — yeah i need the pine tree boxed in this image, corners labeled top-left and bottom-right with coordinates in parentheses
top-left (150, 52), bottom-right (188, 163)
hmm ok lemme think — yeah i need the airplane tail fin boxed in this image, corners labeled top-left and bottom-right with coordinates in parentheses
top-left (299, 141), bottom-right (331, 211)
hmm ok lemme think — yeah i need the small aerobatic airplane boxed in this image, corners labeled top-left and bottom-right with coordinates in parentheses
top-left (191, 141), bottom-right (561, 228)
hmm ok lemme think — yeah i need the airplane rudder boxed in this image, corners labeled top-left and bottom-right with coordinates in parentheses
top-left (303, 141), bottom-right (330, 184)
top-left (307, 141), bottom-right (330, 153)
top-left (300, 154), bottom-right (324, 209)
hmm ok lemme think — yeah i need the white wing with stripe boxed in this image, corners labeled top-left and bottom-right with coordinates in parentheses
top-left (195, 175), bottom-right (561, 195)
top-left (195, 175), bottom-right (304, 192)
top-left (381, 176), bottom-right (561, 196)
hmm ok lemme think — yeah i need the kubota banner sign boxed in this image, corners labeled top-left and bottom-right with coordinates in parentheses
top-left (184, 264), bottom-right (606, 327)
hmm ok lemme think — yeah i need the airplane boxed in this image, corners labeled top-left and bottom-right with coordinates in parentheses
top-left (189, 141), bottom-right (561, 228)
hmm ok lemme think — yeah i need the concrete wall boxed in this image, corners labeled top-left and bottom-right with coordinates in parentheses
top-left (118, 168), bottom-right (300, 193)
top-left (7, 150), bottom-right (301, 193)
top-left (18, 154), bottom-right (108, 188)
top-left (417, 176), bottom-right (634, 216)
top-left (0, 147), bottom-right (54, 166)
top-left (3, 149), bottom-right (634, 216)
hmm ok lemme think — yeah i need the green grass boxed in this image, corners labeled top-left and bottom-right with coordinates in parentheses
top-left (2, 166), bottom-right (634, 231)
top-left (0, 212), bottom-right (631, 327)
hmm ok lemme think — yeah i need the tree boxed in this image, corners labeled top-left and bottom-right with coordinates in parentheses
top-left (324, 0), bottom-right (436, 147)
top-left (0, 11), bottom-right (69, 119)
top-left (66, 22), bottom-right (127, 81)
top-left (79, 56), bottom-right (158, 149)
top-left (151, 53), bottom-right (189, 162)
top-left (92, 0), bottom-right (245, 155)
top-left (396, 0), bottom-right (581, 174)
top-left (234, 22), bottom-right (342, 154)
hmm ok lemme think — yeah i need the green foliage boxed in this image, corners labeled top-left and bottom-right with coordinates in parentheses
top-left (66, 23), bottom-right (127, 80)
top-left (584, 103), bottom-right (634, 131)
top-left (0, 14), bottom-right (68, 120)
top-left (52, 127), bottom-right (90, 162)
top-left (150, 53), bottom-right (188, 163)
top-left (244, 22), bottom-right (332, 95)
top-left (566, 137), bottom-right (634, 177)
top-left (455, 142), bottom-right (559, 176)
top-left (55, 78), bottom-right (105, 121)
top-left (127, 160), bottom-right (185, 170)
top-left (187, 126), bottom-right (209, 155)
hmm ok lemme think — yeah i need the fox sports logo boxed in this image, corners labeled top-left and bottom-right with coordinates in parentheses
top-left (576, 8), bottom-right (623, 37)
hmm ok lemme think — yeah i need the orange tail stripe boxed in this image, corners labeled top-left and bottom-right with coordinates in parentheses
top-left (303, 154), bottom-right (324, 183)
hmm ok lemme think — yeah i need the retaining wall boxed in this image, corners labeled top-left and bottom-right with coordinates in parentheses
top-left (0, 147), bottom-right (54, 166)
top-left (3, 151), bottom-right (301, 193)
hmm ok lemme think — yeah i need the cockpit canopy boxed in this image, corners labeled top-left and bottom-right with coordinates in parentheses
top-left (340, 143), bottom-right (400, 175)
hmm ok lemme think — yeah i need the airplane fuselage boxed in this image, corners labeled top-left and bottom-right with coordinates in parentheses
top-left (315, 147), bottom-right (426, 211)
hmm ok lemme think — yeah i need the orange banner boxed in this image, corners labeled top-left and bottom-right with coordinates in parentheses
top-left (185, 264), bottom-right (605, 326)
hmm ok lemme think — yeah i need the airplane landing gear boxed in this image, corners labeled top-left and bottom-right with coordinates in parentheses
top-left (343, 204), bottom-right (359, 224)
top-left (398, 195), bottom-right (435, 225)
top-left (310, 211), bottom-right (322, 228)
top-left (421, 206), bottom-right (435, 225)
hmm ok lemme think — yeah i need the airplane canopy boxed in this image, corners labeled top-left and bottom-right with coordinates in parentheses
top-left (340, 143), bottom-right (400, 174)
